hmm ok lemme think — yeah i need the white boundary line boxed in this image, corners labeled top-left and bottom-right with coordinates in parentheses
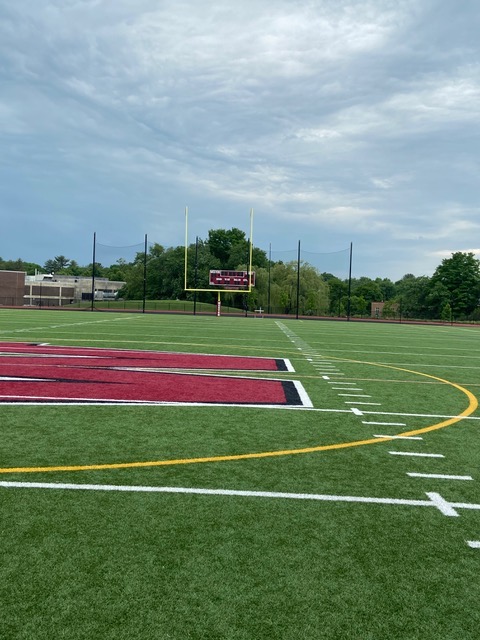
top-left (1, 482), bottom-right (480, 518)
top-left (1, 401), bottom-right (478, 421)
top-left (0, 398), bottom-right (312, 409)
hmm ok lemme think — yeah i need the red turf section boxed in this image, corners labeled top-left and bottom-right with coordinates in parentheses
top-left (0, 343), bottom-right (287, 371)
top-left (0, 343), bottom-right (303, 406)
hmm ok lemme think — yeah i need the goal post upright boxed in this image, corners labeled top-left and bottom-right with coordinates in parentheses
top-left (248, 207), bottom-right (254, 279)
top-left (184, 205), bottom-right (188, 292)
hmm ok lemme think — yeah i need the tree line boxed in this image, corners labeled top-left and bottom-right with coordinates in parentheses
top-left (2, 230), bottom-right (480, 320)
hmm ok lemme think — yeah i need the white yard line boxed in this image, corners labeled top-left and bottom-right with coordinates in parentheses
top-left (407, 473), bottom-right (473, 481)
top-left (358, 410), bottom-right (480, 420)
top-left (374, 435), bottom-right (423, 440)
top-left (338, 394), bottom-right (371, 397)
top-left (344, 402), bottom-right (382, 406)
top-left (0, 317), bottom-right (133, 335)
top-left (389, 451), bottom-right (444, 458)
top-left (327, 382), bottom-right (357, 385)
top-left (0, 481), bottom-right (478, 518)
top-left (426, 492), bottom-right (460, 516)
top-left (362, 421), bottom-right (406, 426)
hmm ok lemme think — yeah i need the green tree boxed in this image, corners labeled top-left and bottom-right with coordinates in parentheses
top-left (268, 262), bottom-right (296, 313)
top-left (430, 252), bottom-right (480, 318)
top-left (299, 263), bottom-right (329, 315)
top-left (0, 258), bottom-right (41, 275)
top-left (347, 295), bottom-right (368, 316)
top-left (381, 300), bottom-right (398, 319)
top-left (43, 255), bottom-right (71, 273)
top-left (324, 276), bottom-right (348, 316)
top-left (351, 277), bottom-right (383, 305)
top-left (375, 277), bottom-right (396, 301)
top-left (207, 228), bottom-right (268, 272)
top-left (63, 260), bottom-right (83, 276)
top-left (104, 258), bottom-right (132, 283)
top-left (262, 261), bottom-right (328, 315)
top-left (208, 228), bottom-right (247, 267)
top-left (440, 301), bottom-right (452, 322)
top-left (185, 239), bottom-right (221, 304)
top-left (395, 274), bottom-right (431, 319)
top-left (84, 262), bottom-right (107, 278)
top-left (425, 281), bottom-right (450, 319)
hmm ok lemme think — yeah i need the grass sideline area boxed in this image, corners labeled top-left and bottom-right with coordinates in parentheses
top-left (1, 308), bottom-right (480, 639)
top-left (70, 299), bottom-right (245, 314)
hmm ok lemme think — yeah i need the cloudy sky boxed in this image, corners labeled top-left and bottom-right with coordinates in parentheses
top-left (1, 0), bottom-right (480, 280)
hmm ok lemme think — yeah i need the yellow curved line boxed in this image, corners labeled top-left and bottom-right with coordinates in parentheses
top-left (0, 360), bottom-right (477, 474)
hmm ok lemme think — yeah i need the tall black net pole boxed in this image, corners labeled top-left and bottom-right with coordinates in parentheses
top-left (90, 232), bottom-right (96, 312)
top-left (296, 240), bottom-right (301, 319)
top-left (142, 234), bottom-right (147, 314)
top-left (347, 242), bottom-right (353, 321)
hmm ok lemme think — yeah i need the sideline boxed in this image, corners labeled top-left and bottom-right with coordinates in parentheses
top-left (1, 481), bottom-right (479, 517)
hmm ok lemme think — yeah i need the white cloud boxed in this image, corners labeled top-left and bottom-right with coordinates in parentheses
top-left (1, 0), bottom-right (480, 280)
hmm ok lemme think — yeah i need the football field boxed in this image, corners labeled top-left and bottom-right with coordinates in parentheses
top-left (1, 309), bottom-right (480, 639)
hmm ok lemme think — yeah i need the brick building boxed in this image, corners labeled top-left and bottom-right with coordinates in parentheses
top-left (0, 270), bottom-right (26, 306)
top-left (0, 271), bottom-right (125, 307)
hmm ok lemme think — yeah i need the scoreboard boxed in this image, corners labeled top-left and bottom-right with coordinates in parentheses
top-left (209, 270), bottom-right (255, 288)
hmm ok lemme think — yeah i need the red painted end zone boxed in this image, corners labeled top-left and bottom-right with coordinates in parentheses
top-left (0, 343), bottom-right (289, 371)
top-left (0, 343), bottom-right (307, 406)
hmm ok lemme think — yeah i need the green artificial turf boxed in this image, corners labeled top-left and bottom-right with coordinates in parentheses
top-left (1, 309), bottom-right (480, 639)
